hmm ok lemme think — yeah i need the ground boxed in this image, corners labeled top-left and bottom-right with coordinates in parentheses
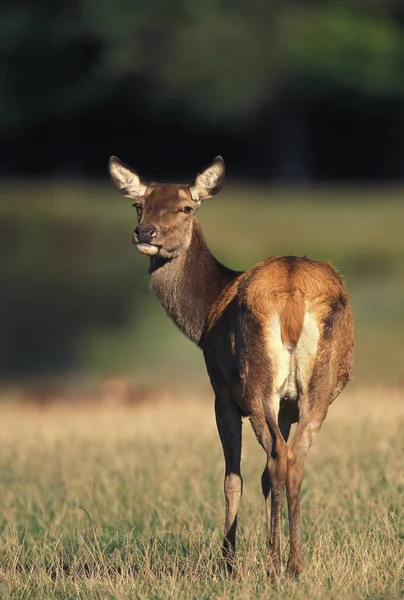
top-left (0, 385), bottom-right (402, 599)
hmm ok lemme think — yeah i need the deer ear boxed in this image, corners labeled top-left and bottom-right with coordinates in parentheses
top-left (109, 156), bottom-right (147, 198)
top-left (190, 156), bottom-right (225, 203)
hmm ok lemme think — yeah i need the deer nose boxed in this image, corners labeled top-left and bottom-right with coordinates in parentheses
top-left (134, 225), bottom-right (158, 242)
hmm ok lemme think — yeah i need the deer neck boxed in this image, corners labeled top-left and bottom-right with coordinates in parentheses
top-left (148, 219), bottom-right (239, 347)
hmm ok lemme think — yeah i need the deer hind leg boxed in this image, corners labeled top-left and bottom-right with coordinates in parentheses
top-left (329, 344), bottom-right (354, 405)
top-left (284, 413), bottom-right (322, 577)
top-left (285, 380), bottom-right (334, 576)
top-left (286, 324), bottom-right (352, 577)
top-left (215, 392), bottom-right (243, 573)
top-left (250, 404), bottom-right (288, 576)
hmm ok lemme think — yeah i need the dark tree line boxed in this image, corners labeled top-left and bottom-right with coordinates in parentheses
top-left (1, 0), bottom-right (404, 180)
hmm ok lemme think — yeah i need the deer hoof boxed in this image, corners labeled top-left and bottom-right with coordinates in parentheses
top-left (286, 557), bottom-right (304, 578)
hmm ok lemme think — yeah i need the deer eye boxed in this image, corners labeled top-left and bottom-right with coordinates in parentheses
top-left (180, 206), bottom-right (193, 214)
top-left (132, 202), bottom-right (142, 215)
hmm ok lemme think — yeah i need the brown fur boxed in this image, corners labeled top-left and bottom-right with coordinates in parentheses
top-left (281, 288), bottom-right (305, 347)
top-left (109, 156), bottom-right (354, 578)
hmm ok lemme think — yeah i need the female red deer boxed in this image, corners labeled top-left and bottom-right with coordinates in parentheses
top-left (109, 156), bottom-right (354, 577)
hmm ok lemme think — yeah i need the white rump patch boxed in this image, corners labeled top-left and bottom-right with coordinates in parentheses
top-left (267, 312), bottom-right (320, 417)
top-left (295, 312), bottom-right (320, 389)
top-left (267, 314), bottom-right (296, 414)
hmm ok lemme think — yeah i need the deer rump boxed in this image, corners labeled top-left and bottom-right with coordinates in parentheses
top-left (205, 255), bottom-right (348, 421)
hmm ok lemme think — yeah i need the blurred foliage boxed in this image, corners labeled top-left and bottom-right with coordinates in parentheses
top-left (0, 182), bottom-right (145, 377)
top-left (281, 4), bottom-right (404, 97)
top-left (1, 1), bottom-right (404, 132)
top-left (0, 181), bottom-right (403, 385)
top-left (1, 2), bottom-right (403, 384)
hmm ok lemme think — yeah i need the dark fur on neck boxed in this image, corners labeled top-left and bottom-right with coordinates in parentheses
top-left (148, 219), bottom-right (239, 347)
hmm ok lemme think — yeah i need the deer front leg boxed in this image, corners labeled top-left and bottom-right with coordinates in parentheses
top-left (215, 392), bottom-right (243, 573)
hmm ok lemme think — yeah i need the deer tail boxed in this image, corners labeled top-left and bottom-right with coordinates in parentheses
top-left (280, 289), bottom-right (305, 347)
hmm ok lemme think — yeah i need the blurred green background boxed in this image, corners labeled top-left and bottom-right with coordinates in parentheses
top-left (1, 183), bottom-right (403, 387)
top-left (1, 1), bottom-right (403, 388)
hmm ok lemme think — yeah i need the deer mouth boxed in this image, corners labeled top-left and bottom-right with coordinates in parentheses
top-left (136, 242), bottom-right (160, 256)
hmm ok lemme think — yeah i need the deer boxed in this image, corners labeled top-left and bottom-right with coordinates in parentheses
top-left (108, 155), bottom-right (354, 578)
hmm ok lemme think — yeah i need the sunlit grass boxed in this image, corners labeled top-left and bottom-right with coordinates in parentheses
top-left (0, 387), bottom-right (402, 598)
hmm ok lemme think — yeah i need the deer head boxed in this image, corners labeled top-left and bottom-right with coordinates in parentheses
top-left (108, 156), bottom-right (225, 259)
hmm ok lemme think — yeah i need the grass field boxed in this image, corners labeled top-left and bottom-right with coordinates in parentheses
top-left (0, 386), bottom-right (402, 599)
top-left (0, 181), bottom-right (403, 597)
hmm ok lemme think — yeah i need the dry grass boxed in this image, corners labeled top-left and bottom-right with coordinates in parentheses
top-left (0, 387), bottom-right (403, 599)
